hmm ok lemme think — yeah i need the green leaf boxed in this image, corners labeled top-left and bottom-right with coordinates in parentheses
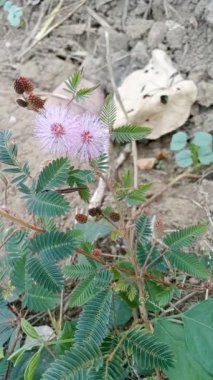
top-left (100, 94), bottom-right (116, 129)
top-left (25, 191), bottom-right (69, 217)
top-left (11, 256), bottom-right (26, 291)
top-left (90, 153), bottom-right (109, 173)
top-left (170, 132), bottom-right (187, 151)
top-left (75, 86), bottom-right (98, 100)
top-left (192, 131), bottom-right (212, 147)
top-left (127, 184), bottom-right (151, 205)
top-left (75, 289), bottom-right (112, 346)
top-left (76, 220), bottom-right (113, 243)
top-left (24, 351), bottom-right (41, 380)
top-left (42, 342), bottom-right (102, 380)
top-left (64, 71), bottom-right (81, 93)
top-left (21, 319), bottom-right (40, 339)
top-left (111, 295), bottom-right (133, 327)
top-left (167, 251), bottom-right (209, 279)
top-left (36, 158), bottom-right (70, 192)
top-left (0, 296), bottom-right (16, 346)
top-left (112, 125), bottom-right (151, 143)
top-left (155, 318), bottom-right (213, 380)
top-left (146, 281), bottom-right (176, 313)
top-left (124, 326), bottom-right (174, 370)
top-left (23, 287), bottom-right (59, 312)
top-left (198, 146), bottom-right (213, 165)
top-left (0, 129), bottom-right (17, 166)
top-left (136, 242), bottom-right (159, 267)
top-left (175, 149), bottom-right (193, 168)
top-left (88, 353), bottom-right (127, 380)
top-left (26, 256), bottom-right (64, 292)
top-left (136, 215), bottom-right (152, 244)
top-left (68, 168), bottom-right (94, 186)
top-left (183, 299), bottom-right (213, 375)
top-left (30, 231), bottom-right (77, 262)
top-left (63, 264), bottom-right (97, 280)
top-left (163, 224), bottom-right (207, 250)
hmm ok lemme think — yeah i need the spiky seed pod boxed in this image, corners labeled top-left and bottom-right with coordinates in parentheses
top-left (14, 76), bottom-right (33, 94)
top-left (109, 212), bottom-right (120, 222)
top-left (28, 94), bottom-right (45, 110)
top-left (93, 248), bottom-right (102, 257)
top-left (16, 99), bottom-right (28, 108)
top-left (88, 207), bottom-right (102, 217)
top-left (75, 213), bottom-right (88, 224)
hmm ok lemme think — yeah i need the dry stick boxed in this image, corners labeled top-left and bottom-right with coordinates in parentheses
top-left (104, 30), bottom-right (138, 189)
top-left (18, 0), bottom-right (88, 61)
top-left (137, 169), bottom-right (192, 213)
top-left (0, 209), bottom-right (44, 233)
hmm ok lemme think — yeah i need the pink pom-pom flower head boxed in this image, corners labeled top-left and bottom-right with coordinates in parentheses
top-left (34, 106), bottom-right (79, 156)
top-left (69, 113), bottom-right (109, 161)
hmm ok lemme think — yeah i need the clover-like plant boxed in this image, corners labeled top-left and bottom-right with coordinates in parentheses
top-left (0, 71), bottom-right (211, 380)
top-left (0, 0), bottom-right (23, 27)
top-left (170, 130), bottom-right (213, 168)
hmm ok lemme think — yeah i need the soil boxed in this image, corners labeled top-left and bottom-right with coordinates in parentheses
top-left (0, 0), bottom-right (213, 253)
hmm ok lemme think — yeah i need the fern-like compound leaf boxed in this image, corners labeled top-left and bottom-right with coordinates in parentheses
top-left (25, 191), bottom-right (69, 217)
top-left (167, 251), bottom-right (209, 279)
top-left (30, 231), bottom-right (77, 262)
top-left (26, 256), bottom-right (64, 292)
top-left (124, 326), bottom-right (174, 370)
top-left (164, 224), bottom-right (207, 250)
top-left (75, 289), bottom-right (113, 346)
top-left (112, 125), bottom-right (151, 143)
top-left (63, 264), bottom-right (98, 280)
top-left (135, 215), bottom-right (153, 244)
top-left (42, 342), bottom-right (102, 380)
top-left (36, 157), bottom-right (70, 192)
top-left (100, 95), bottom-right (116, 129)
top-left (23, 286), bottom-right (59, 312)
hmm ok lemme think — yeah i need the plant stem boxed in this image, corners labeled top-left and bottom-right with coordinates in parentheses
top-left (0, 209), bottom-right (44, 233)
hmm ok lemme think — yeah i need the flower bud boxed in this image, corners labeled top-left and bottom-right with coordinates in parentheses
top-left (75, 213), bottom-right (88, 224)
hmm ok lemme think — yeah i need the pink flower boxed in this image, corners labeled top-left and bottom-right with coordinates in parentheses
top-left (34, 106), bottom-right (79, 155)
top-left (68, 113), bottom-right (109, 161)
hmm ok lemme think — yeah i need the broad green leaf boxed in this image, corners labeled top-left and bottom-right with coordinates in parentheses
top-left (111, 295), bottom-right (133, 327)
top-left (21, 319), bottom-right (39, 339)
top-left (146, 281), bottom-right (176, 313)
top-left (24, 350), bottom-right (41, 380)
top-left (23, 287), bottom-right (59, 312)
top-left (175, 149), bottom-right (193, 168)
top-left (36, 158), bottom-right (69, 192)
top-left (193, 131), bottom-right (212, 147)
top-left (183, 299), bottom-right (213, 375)
top-left (112, 125), bottom-right (151, 143)
top-left (155, 318), bottom-right (212, 380)
top-left (170, 131), bottom-right (187, 151)
top-left (76, 220), bottom-right (113, 243)
top-left (25, 191), bottom-right (69, 217)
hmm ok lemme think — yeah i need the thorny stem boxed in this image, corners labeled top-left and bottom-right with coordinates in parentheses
top-left (0, 209), bottom-right (45, 233)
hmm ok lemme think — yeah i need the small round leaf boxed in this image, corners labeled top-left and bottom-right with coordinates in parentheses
top-left (175, 149), bottom-right (193, 168)
top-left (198, 146), bottom-right (213, 165)
top-left (170, 132), bottom-right (187, 151)
top-left (193, 131), bottom-right (212, 147)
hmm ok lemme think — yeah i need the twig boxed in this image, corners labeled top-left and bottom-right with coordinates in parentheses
top-left (160, 292), bottom-right (197, 316)
top-left (18, 0), bottom-right (88, 61)
top-left (104, 29), bottom-right (138, 188)
top-left (0, 229), bottom-right (19, 251)
top-left (137, 169), bottom-right (193, 213)
top-left (0, 209), bottom-right (44, 233)
top-left (122, 0), bottom-right (129, 29)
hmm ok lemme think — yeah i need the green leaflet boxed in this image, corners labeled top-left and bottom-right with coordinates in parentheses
top-left (135, 215), bottom-right (152, 243)
top-left (24, 350), bottom-right (41, 380)
top-left (163, 224), bottom-right (207, 250)
top-left (36, 157), bottom-right (70, 192)
top-left (75, 289), bottom-right (113, 346)
top-left (124, 326), bottom-right (174, 371)
top-left (63, 264), bottom-right (98, 280)
top-left (65, 70), bottom-right (81, 94)
top-left (30, 231), bottom-right (77, 262)
top-left (112, 125), bottom-right (151, 143)
top-left (26, 256), bottom-right (64, 292)
top-left (25, 191), bottom-right (70, 217)
top-left (42, 342), bottom-right (102, 380)
top-left (23, 287), bottom-right (59, 312)
top-left (100, 94), bottom-right (116, 129)
top-left (167, 251), bottom-right (209, 279)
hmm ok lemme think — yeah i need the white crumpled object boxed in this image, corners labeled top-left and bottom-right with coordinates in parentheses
top-left (114, 49), bottom-right (197, 139)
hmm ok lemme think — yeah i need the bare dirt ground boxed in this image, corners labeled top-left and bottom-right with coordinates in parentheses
top-left (0, 0), bottom-right (213, 254)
